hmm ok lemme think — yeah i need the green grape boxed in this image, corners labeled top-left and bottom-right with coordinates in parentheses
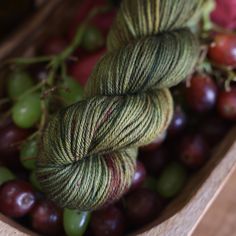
top-left (156, 162), bottom-right (187, 198)
top-left (63, 209), bottom-right (91, 236)
top-left (0, 166), bottom-right (15, 186)
top-left (29, 171), bottom-right (42, 191)
top-left (7, 70), bottom-right (34, 100)
top-left (81, 26), bottom-right (104, 51)
top-left (59, 77), bottom-right (84, 106)
top-left (12, 93), bottom-right (41, 129)
top-left (20, 139), bottom-right (38, 170)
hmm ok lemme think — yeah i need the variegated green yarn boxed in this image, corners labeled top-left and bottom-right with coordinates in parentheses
top-left (36, 0), bottom-right (203, 211)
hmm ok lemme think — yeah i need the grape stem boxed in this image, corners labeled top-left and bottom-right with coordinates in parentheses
top-left (10, 5), bottom-right (110, 87)
top-left (26, 131), bottom-right (39, 143)
top-left (225, 69), bottom-right (236, 92)
top-left (2, 5), bottom-right (111, 150)
top-left (17, 81), bottom-right (44, 101)
top-left (34, 5), bottom-right (110, 132)
top-left (10, 55), bottom-right (53, 65)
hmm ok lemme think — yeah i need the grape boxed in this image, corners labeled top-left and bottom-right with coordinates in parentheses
top-left (69, 48), bottom-right (106, 86)
top-left (0, 123), bottom-right (31, 168)
top-left (81, 26), bottom-right (104, 51)
top-left (129, 161), bottom-right (146, 191)
top-left (7, 70), bottom-right (33, 100)
top-left (184, 75), bottom-right (218, 113)
top-left (63, 209), bottom-right (90, 236)
top-left (90, 206), bottom-right (125, 236)
top-left (156, 162), bottom-right (187, 198)
top-left (59, 77), bottom-right (84, 106)
top-left (0, 180), bottom-right (36, 218)
top-left (178, 133), bottom-right (209, 169)
top-left (29, 171), bottom-right (42, 191)
top-left (168, 105), bottom-right (187, 137)
top-left (0, 166), bottom-right (15, 186)
top-left (30, 200), bottom-right (63, 236)
top-left (217, 88), bottom-right (236, 121)
top-left (12, 93), bottom-right (41, 128)
top-left (139, 147), bottom-right (169, 176)
top-left (67, 2), bottom-right (116, 41)
top-left (91, 9), bottom-right (116, 36)
top-left (124, 189), bottom-right (163, 227)
top-left (20, 139), bottom-right (38, 170)
top-left (208, 33), bottom-right (236, 67)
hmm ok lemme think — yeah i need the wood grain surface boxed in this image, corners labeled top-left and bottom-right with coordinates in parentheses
top-left (193, 168), bottom-right (236, 236)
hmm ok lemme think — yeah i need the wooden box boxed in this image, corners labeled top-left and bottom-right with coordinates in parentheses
top-left (0, 0), bottom-right (236, 235)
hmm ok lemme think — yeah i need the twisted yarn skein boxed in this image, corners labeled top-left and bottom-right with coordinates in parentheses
top-left (37, 0), bottom-right (203, 211)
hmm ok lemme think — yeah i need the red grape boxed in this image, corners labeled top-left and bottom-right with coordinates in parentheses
top-left (178, 133), bottom-right (209, 169)
top-left (69, 48), bottom-right (106, 86)
top-left (211, 0), bottom-right (236, 30)
top-left (67, 0), bottom-right (115, 41)
top-left (185, 74), bottom-right (218, 113)
top-left (91, 9), bottom-right (116, 36)
top-left (217, 88), bottom-right (236, 121)
top-left (208, 33), bottom-right (236, 67)
top-left (0, 123), bottom-right (31, 168)
top-left (90, 205), bottom-right (125, 236)
top-left (0, 180), bottom-right (36, 218)
top-left (129, 161), bottom-right (146, 191)
top-left (30, 200), bottom-right (63, 236)
top-left (69, 0), bottom-right (106, 26)
top-left (168, 105), bottom-right (186, 137)
top-left (124, 189), bottom-right (163, 227)
top-left (139, 147), bottom-right (169, 176)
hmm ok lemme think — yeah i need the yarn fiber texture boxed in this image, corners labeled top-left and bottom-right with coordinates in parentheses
top-left (37, 0), bottom-right (203, 211)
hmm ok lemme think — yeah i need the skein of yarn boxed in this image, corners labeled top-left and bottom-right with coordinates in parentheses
top-left (36, 0), bottom-right (203, 211)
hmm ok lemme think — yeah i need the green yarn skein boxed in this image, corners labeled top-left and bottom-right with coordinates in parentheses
top-left (37, 0), bottom-right (203, 211)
